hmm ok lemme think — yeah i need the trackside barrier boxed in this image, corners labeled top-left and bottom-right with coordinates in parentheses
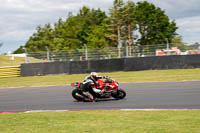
top-left (0, 66), bottom-right (20, 78)
top-left (20, 55), bottom-right (200, 77)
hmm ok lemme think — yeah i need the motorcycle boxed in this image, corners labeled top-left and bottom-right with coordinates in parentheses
top-left (71, 78), bottom-right (126, 102)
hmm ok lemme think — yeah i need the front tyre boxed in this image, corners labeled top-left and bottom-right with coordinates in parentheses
top-left (72, 89), bottom-right (84, 101)
top-left (112, 89), bottom-right (126, 99)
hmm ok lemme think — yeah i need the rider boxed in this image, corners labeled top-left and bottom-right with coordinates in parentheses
top-left (81, 72), bottom-right (109, 102)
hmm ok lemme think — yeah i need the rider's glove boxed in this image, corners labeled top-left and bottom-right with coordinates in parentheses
top-left (104, 76), bottom-right (110, 79)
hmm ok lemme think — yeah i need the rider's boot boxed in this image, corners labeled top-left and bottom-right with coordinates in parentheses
top-left (83, 92), bottom-right (95, 102)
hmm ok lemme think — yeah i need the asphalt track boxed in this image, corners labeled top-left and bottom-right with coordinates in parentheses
top-left (0, 81), bottom-right (200, 112)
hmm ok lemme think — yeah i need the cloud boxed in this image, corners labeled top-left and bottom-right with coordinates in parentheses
top-left (148, 0), bottom-right (200, 19)
top-left (176, 15), bottom-right (200, 44)
top-left (0, 0), bottom-right (200, 53)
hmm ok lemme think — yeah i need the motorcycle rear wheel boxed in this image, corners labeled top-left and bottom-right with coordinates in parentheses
top-left (72, 89), bottom-right (84, 101)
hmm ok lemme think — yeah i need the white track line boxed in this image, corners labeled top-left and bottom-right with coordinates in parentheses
top-left (23, 109), bottom-right (200, 113)
top-left (120, 109), bottom-right (200, 111)
top-left (1, 80), bottom-right (200, 89)
top-left (1, 109), bottom-right (200, 114)
top-left (25, 110), bottom-right (68, 113)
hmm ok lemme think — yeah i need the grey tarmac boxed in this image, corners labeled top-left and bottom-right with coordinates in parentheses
top-left (0, 81), bottom-right (200, 112)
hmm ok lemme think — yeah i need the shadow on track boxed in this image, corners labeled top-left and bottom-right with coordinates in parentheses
top-left (95, 98), bottom-right (118, 102)
top-left (73, 98), bottom-right (124, 103)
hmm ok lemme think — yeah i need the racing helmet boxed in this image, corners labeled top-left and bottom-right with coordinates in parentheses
top-left (90, 72), bottom-right (98, 79)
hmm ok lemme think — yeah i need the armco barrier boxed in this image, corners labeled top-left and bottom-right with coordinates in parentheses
top-left (20, 62), bottom-right (70, 76)
top-left (89, 58), bottom-right (124, 72)
top-left (20, 55), bottom-right (200, 77)
top-left (124, 55), bottom-right (200, 71)
top-left (0, 66), bottom-right (20, 78)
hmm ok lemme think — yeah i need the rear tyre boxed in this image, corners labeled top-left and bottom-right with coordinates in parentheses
top-left (72, 89), bottom-right (84, 101)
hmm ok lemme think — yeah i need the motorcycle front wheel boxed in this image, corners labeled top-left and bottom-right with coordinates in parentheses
top-left (112, 89), bottom-right (126, 99)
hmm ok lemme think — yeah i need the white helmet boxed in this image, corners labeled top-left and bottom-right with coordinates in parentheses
top-left (90, 72), bottom-right (98, 78)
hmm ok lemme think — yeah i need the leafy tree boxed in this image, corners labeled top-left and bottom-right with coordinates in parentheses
top-left (63, 14), bottom-right (84, 49)
top-left (189, 42), bottom-right (200, 50)
top-left (25, 24), bottom-right (54, 52)
top-left (171, 35), bottom-right (192, 51)
top-left (86, 24), bottom-right (109, 48)
top-left (14, 2), bottom-right (179, 58)
top-left (0, 41), bottom-right (3, 53)
top-left (52, 18), bottom-right (65, 51)
top-left (106, 0), bottom-right (125, 57)
top-left (135, 1), bottom-right (178, 54)
top-left (0, 41), bottom-right (3, 48)
top-left (121, 1), bottom-right (136, 55)
top-left (13, 46), bottom-right (25, 54)
top-left (77, 7), bottom-right (108, 48)
top-left (86, 10), bottom-right (108, 48)
top-left (52, 15), bottom-right (83, 51)
top-left (107, 0), bottom-right (124, 47)
top-left (76, 6), bottom-right (91, 45)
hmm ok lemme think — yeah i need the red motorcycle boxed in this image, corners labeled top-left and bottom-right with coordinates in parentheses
top-left (71, 78), bottom-right (126, 102)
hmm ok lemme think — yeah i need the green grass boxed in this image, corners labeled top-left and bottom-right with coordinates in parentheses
top-left (0, 55), bottom-right (42, 67)
top-left (0, 68), bottom-right (200, 88)
top-left (0, 110), bottom-right (200, 133)
top-left (0, 55), bottom-right (25, 67)
top-left (1, 69), bottom-right (200, 132)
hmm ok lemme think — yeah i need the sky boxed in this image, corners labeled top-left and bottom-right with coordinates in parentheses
top-left (0, 0), bottom-right (200, 53)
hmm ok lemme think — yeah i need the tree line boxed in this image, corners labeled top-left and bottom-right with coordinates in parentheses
top-left (14, 0), bottom-right (182, 54)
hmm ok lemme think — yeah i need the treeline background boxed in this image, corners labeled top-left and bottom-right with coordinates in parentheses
top-left (14, 0), bottom-right (193, 54)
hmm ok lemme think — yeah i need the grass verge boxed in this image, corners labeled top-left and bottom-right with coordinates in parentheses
top-left (1, 69), bottom-right (200, 132)
top-left (0, 55), bottom-right (42, 67)
top-left (0, 68), bottom-right (200, 88)
top-left (0, 110), bottom-right (200, 133)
